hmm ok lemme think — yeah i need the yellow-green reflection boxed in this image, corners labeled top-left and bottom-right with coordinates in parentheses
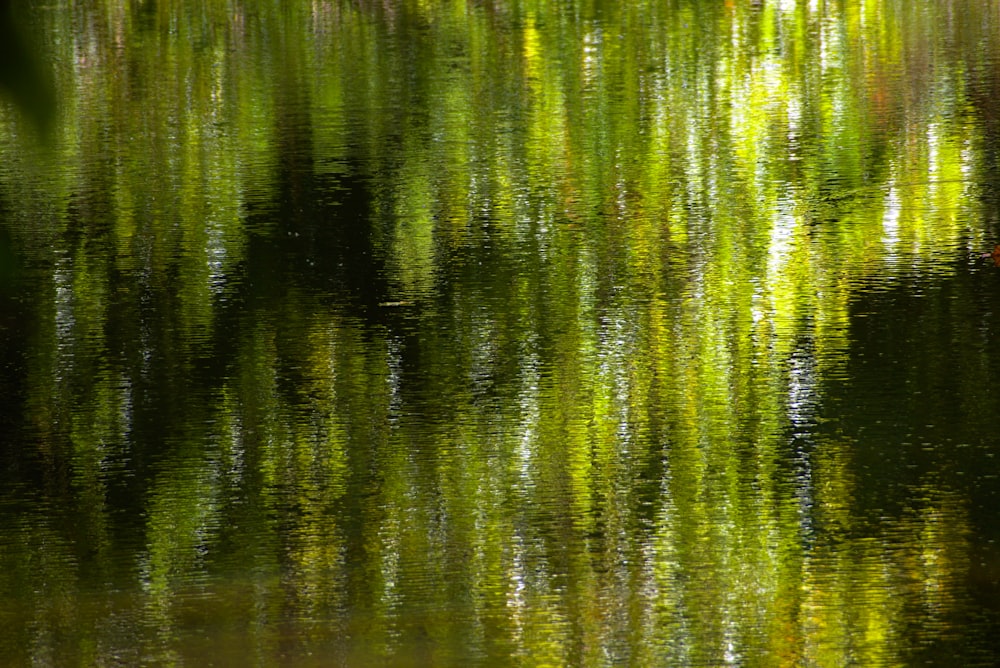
top-left (1, 0), bottom-right (999, 664)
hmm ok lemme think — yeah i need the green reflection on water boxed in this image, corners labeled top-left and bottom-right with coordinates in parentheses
top-left (2, 0), bottom-right (1000, 664)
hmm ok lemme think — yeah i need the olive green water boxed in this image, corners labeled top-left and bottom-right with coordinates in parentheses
top-left (3, 0), bottom-right (1000, 665)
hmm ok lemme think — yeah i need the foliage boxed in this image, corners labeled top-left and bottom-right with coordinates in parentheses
top-left (1, 0), bottom-right (999, 664)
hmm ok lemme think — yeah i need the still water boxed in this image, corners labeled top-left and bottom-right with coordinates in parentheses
top-left (3, 0), bottom-right (1000, 664)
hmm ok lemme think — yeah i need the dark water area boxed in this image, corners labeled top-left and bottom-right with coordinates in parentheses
top-left (4, 0), bottom-right (1000, 664)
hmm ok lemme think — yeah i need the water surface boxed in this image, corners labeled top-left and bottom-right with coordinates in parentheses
top-left (3, 0), bottom-right (1000, 665)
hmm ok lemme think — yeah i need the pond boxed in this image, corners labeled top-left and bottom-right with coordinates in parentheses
top-left (2, 0), bottom-right (1000, 664)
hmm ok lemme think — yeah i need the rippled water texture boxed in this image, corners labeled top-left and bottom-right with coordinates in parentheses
top-left (3, 0), bottom-right (1000, 665)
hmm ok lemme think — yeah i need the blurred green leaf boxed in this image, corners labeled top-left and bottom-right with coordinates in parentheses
top-left (0, 0), bottom-right (55, 133)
